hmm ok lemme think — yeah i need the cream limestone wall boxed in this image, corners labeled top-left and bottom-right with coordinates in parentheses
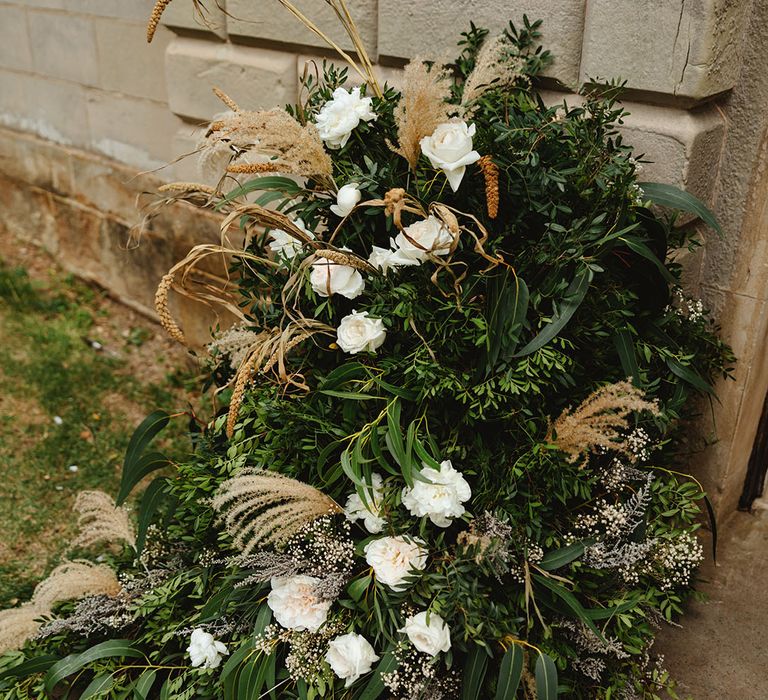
top-left (0, 0), bottom-right (766, 515)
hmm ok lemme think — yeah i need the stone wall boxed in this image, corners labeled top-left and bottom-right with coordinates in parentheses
top-left (0, 0), bottom-right (766, 516)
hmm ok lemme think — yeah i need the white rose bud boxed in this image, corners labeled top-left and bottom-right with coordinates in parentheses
top-left (267, 575), bottom-right (332, 632)
top-left (400, 611), bottom-right (451, 656)
top-left (420, 121), bottom-right (481, 192)
top-left (393, 216), bottom-right (455, 264)
top-left (187, 629), bottom-right (229, 669)
top-left (325, 633), bottom-right (380, 687)
top-left (401, 459), bottom-right (471, 527)
top-left (268, 218), bottom-right (315, 261)
top-left (331, 183), bottom-right (362, 217)
top-left (364, 535), bottom-right (428, 591)
top-left (310, 256), bottom-right (365, 299)
top-left (315, 87), bottom-right (377, 149)
top-left (336, 310), bottom-right (386, 355)
top-left (344, 472), bottom-right (386, 533)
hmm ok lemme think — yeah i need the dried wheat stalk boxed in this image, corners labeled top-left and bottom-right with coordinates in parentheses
top-left (155, 272), bottom-right (186, 344)
top-left (212, 468), bottom-right (342, 553)
top-left (71, 490), bottom-right (136, 551)
top-left (146, 0), bottom-right (173, 42)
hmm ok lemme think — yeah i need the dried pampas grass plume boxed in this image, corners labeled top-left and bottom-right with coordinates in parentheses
top-left (71, 490), bottom-right (136, 551)
top-left (212, 468), bottom-right (342, 553)
top-left (462, 34), bottom-right (528, 112)
top-left (0, 560), bottom-right (121, 653)
top-left (392, 59), bottom-right (453, 170)
top-left (548, 380), bottom-right (660, 467)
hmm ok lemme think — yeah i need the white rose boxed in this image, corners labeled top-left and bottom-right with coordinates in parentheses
top-left (310, 255), bottom-right (365, 299)
top-left (267, 575), bottom-right (332, 632)
top-left (368, 245), bottom-right (417, 275)
top-left (364, 535), bottom-right (428, 591)
top-left (420, 121), bottom-right (481, 192)
top-left (187, 629), bottom-right (229, 669)
top-left (393, 216), bottom-right (455, 263)
top-left (325, 633), bottom-right (380, 687)
top-left (345, 472), bottom-right (386, 533)
top-left (336, 311), bottom-right (386, 355)
top-left (400, 611), bottom-right (451, 656)
top-left (315, 87), bottom-right (377, 149)
top-left (268, 218), bottom-right (315, 260)
top-left (331, 183), bottom-right (362, 217)
top-left (401, 459), bottom-right (471, 527)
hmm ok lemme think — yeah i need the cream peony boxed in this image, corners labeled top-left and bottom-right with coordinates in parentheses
top-left (344, 472), bottom-right (386, 533)
top-left (393, 216), bottom-right (455, 263)
top-left (336, 310), bottom-right (386, 354)
top-left (310, 255), bottom-right (365, 299)
top-left (187, 629), bottom-right (229, 669)
top-left (315, 87), bottom-right (377, 149)
top-left (268, 218), bottom-right (315, 260)
top-left (325, 632), bottom-right (380, 687)
top-left (331, 183), bottom-right (362, 217)
top-left (364, 535), bottom-right (428, 591)
top-left (420, 121), bottom-right (481, 192)
top-left (401, 459), bottom-right (471, 527)
top-left (400, 611), bottom-right (451, 656)
top-left (267, 575), bottom-right (332, 632)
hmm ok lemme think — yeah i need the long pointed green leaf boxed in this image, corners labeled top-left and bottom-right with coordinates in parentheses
top-left (533, 574), bottom-right (605, 641)
top-left (0, 655), bottom-right (59, 681)
top-left (117, 452), bottom-right (171, 505)
top-left (619, 236), bottom-right (676, 284)
top-left (613, 328), bottom-right (641, 386)
top-left (45, 640), bottom-right (142, 693)
top-left (135, 478), bottom-right (169, 554)
top-left (638, 182), bottom-right (722, 236)
top-left (80, 672), bottom-right (115, 699)
top-left (462, 645), bottom-right (489, 700)
top-left (534, 652), bottom-right (557, 700)
top-left (538, 542), bottom-right (588, 571)
top-left (494, 645), bottom-right (524, 700)
top-left (133, 669), bottom-right (157, 700)
top-left (356, 652), bottom-right (397, 700)
top-left (666, 357), bottom-right (716, 396)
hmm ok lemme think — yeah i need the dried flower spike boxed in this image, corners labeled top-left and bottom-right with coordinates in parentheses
top-left (146, 0), bottom-right (173, 43)
top-left (155, 272), bottom-right (186, 345)
top-left (477, 156), bottom-right (500, 219)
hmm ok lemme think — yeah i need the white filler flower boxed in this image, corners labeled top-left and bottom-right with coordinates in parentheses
top-left (364, 535), bottom-right (428, 591)
top-left (310, 256), bottom-right (365, 299)
top-left (401, 459), bottom-right (471, 527)
top-left (331, 183), bottom-right (362, 217)
top-left (267, 575), bottom-right (332, 632)
top-left (315, 87), bottom-right (377, 149)
top-left (325, 632), bottom-right (380, 687)
top-left (393, 216), bottom-right (455, 263)
top-left (268, 218), bottom-right (315, 260)
top-left (336, 310), bottom-right (386, 354)
top-left (420, 121), bottom-right (481, 192)
top-left (187, 629), bottom-right (229, 669)
top-left (345, 472), bottom-right (386, 533)
top-left (400, 611), bottom-right (451, 656)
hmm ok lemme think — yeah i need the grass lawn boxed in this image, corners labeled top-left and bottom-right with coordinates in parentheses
top-left (0, 249), bottom-right (201, 608)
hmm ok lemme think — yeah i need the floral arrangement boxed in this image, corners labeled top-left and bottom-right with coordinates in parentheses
top-left (0, 3), bottom-right (734, 699)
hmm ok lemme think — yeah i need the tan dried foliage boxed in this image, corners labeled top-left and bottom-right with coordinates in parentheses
top-left (0, 606), bottom-right (46, 654)
top-left (549, 381), bottom-right (660, 467)
top-left (212, 468), bottom-right (342, 553)
top-left (462, 34), bottom-right (528, 112)
top-left (392, 59), bottom-right (453, 170)
top-left (205, 108), bottom-right (332, 181)
top-left (71, 490), bottom-right (136, 551)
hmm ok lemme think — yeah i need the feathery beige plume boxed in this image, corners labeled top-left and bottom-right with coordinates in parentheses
top-left (71, 490), bottom-right (136, 551)
top-left (462, 34), bottom-right (528, 112)
top-left (0, 560), bottom-right (121, 653)
top-left (212, 468), bottom-right (342, 553)
top-left (392, 59), bottom-right (452, 170)
top-left (548, 380), bottom-right (660, 468)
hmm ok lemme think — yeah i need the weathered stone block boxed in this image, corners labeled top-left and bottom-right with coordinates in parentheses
top-left (27, 10), bottom-right (100, 87)
top-left (86, 91), bottom-right (182, 170)
top-left (94, 19), bottom-right (171, 102)
top-left (227, 0), bottom-right (377, 59)
top-left (581, 0), bottom-right (751, 101)
top-left (0, 127), bottom-right (74, 195)
top-left (65, 0), bottom-right (157, 22)
top-left (165, 37), bottom-right (297, 121)
top-left (0, 4), bottom-right (32, 72)
top-left (378, 0), bottom-right (584, 86)
top-left (162, 0), bottom-right (227, 39)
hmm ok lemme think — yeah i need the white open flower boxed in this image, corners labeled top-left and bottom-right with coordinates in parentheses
top-left (401, 459), bottom-right (471, 527)
top-left (400, 611), bottom-right (451, 656)
top-left (364, 535), bottom-right (428, 591)
top-left (345, 472), bottom-right (386, 533)
top-left (268, 218), bottom-right (315, 261)
top-left (315, 87), bottom-right (377, 149)
top-left (310, 255), bottom-right (365, 299)
top-left (393, 216), bottom-right (455, 264)
top-left (331, 183), bottom-right (362, 217)
top-left (187, 629), bottom-right (229, 669)
top-left (336, 310), bottom-right (386, 354)
top-left (325, 633), bottom-right (380, 687)
top-left (420, 121), bottom-right (481, 192)
top-left (267, 575), bottom-right (332, 632)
